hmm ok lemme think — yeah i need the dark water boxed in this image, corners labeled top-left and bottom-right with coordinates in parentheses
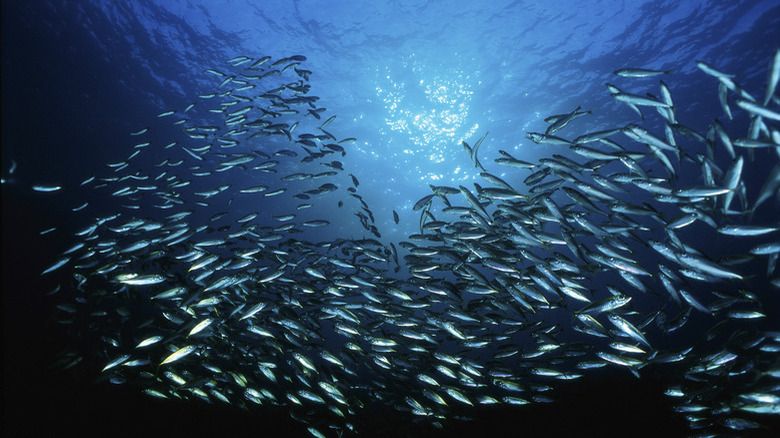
top-left (3, 1), bottom-right (780, 437)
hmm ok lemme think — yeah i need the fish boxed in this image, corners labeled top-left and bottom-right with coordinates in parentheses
top-left (135, 336), bottom-right (163, 348)
top-left (41, 257), bottom-right (70, 275)
top-left (696, 61), bottom-right (735, 79)
top-left (43, 51), bottom-right (780, 438)
top-left (764, 47), bottom-right (780, 105)
top-left (717, 224), bottom-right (779, 236)
top-left (32, 185), bottom-right (62, 192)
top-left (115, 273), bottom-right (167, 285)
top-left (160, 345), bottom-right (196, 365)
top-left (469, 131), bottom-right (489, 169)
top-left (611, 92), bottom-right (670, 108)
top-left (526, 132), bottom-right (572, 145)
top-left (607, 314), bottom-right (651, 348)
top-left (188, 318), bottom-right (213, 336)
top-left (614, 68), bottom-right (672, 77)
top-left (545, 106), bottom-right (590, 134)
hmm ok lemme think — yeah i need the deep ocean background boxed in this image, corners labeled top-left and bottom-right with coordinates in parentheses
top-left (3, 1), bottom-right (780, 437)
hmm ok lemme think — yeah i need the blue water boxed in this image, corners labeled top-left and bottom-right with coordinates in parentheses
top-left (5, 1), bottom-right (777, 240)
top-left (3, 1), bottom-right (780, 437)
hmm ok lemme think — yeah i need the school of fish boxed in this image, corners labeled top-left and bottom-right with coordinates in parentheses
top-left (37, 49), bottom-right (780, 437)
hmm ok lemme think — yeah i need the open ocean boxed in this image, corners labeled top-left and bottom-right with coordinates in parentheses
top-left (3, 1), bottom-right (780, 437)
